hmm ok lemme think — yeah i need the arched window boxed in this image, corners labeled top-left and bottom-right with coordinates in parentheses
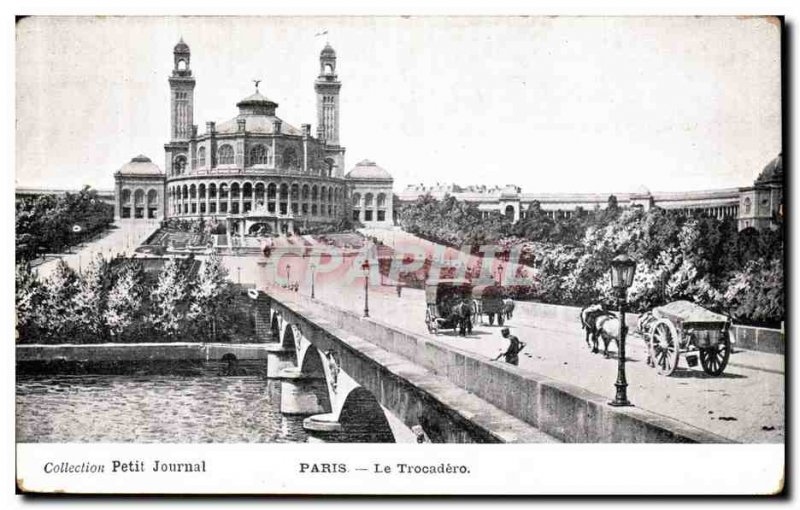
top-left (173, 155), bottom-right (187, 175)
top-left (324, 63), bottom-right (333, 75)
top-left (250, 145), bottom-right (268, 165)
top-left (352, 193), bottom-right (361, 207)
top-left (121, 189), bottom-right (132, 204)
top-left (218, 144), bottom-right (234, 165)
top-left (134, 189), bottom-right (145, 205)
top-left (744, 197), bottom-right (752, 214)
top-left (198, 147), bottom-right (206, 167)
top-left (177, 59), bottom-right (187, 72)
top-left (282, 148), bottom-right (298, 169)
top-left (377, 193), bottom-right (386, 207)
top-left (364, 193), bottom-right (374, 207)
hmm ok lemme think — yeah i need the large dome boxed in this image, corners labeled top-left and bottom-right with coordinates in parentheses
top-left (346, 160), bottom-right (392, 180)
top-left (116, 155), bottom-right (163, 176)
top-left (755, 153), bottom-right (783, 185)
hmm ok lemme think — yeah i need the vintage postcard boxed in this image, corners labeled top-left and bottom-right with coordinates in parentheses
top-left (13, 15), bottom-right (785, 495)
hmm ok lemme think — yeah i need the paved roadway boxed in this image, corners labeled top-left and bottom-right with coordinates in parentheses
top-left (33, 221), bottom-right (160, 280)
top-left (224, 241), bottom-right (784, 444)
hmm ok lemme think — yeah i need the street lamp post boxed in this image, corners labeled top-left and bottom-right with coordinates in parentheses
top-left (310, 263), bottom-right (317, 299)
top-left (608, 254), bottom-right (637, 407)
top-left (237, 266), bottom-right (241, 284)
top-left (361, 260), bottom-right (370, 318)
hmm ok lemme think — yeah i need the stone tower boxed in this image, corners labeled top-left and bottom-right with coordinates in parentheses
top-left (314, 43), bottom-right (341, 146)
top-left (169, 38), bottom-right (195, 142)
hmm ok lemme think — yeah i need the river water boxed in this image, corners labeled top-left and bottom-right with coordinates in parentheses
top-left (16, 373), bottom-right (310, 443)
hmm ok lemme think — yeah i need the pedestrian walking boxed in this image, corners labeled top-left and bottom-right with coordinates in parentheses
top-left (494, 327), bottom-right (525, 366)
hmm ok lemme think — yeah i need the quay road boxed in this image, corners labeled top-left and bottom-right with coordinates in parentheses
top-left (221, 244), bottom-right (784, 444)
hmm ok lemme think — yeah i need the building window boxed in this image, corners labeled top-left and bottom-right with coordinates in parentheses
top-left (231, 202), bottom-right (239, 214)
top-left (280, 203), bottom-right (287, 215)
top-left (191, 203), bottom-right (196, 214)
top-left (352, 210), bottom-right (359, 221)
top-left (122, 207), bottom-right (131, 219)
top-left (210, 203), bottom-right (216, 213)
top-left (250, 145), bottom-right (268, 165)
top-left (218, 144), bottom-right (234, 165)
top-left (364, 210), bottom-right (373, 221)
top-left (312, 204), bottom-right (318, 216)
top-left (173, 155), bottom-right (187, 175)
top-left (221, 202), bottom-right (228, 213)
top-left (198, 147), bottom-right (206, 167)
top-left (378, 210), bottom-right (386, 222)
top-left (200, 203), bottom-right (206, 214)
top-left (292, 203), bottom-right (299, 214)
top-left (744, 197), bottom-right (752, 214)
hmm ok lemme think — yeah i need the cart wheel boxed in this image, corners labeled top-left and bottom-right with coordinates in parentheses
top-left (488, 313), bottom-right (495, 326)
top-left (498, 314), bottom-right (505, 326)
top-left (650, 319), bottom-right (679, 376)
top-left (699, 333), bottom-right (731, 376)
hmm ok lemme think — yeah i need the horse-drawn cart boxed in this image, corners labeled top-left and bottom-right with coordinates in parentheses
top-left (471, 282), bottom-right (506, 326)
top-left (424, 278), bottom-right (473, 336)
top-left (639, 300), bottom-right (733, 376)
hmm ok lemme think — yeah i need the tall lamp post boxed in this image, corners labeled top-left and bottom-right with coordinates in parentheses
top-left (608, 254), bottom-right (637, 407)
top-left (310, 262), bottom-right (317, 299)
top-left (361, 260), bottom-right (370, 318)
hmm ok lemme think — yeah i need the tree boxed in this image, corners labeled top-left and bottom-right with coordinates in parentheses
top-left (39, 260), bottom-right (80, 342)
top-left (105, 261), bottom-right (144, 342)
top-left (187, 254), bottom-right (231, 341)
top-left (147, 258), bottom-right (189, 340)
top-left (73, 254), bottom-right (110, 342)
top-left (15, 262), bottom-right (42, 342)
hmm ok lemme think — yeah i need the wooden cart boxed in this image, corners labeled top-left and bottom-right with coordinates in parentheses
top-left (641, 300), bottom-right (733, 376)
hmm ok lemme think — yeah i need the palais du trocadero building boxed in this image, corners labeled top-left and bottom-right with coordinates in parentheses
top-left (114, 39), bottom-right (394, 234)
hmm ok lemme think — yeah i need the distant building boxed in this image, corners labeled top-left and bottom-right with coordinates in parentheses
top-left (737, 153), bottom-right (783, 231)
top-left (346, 160), bottom-right (394, 227)
top-left (111, 39), bottom-right (393, 235)
top-left (396, 154), bottom-right (783, 231)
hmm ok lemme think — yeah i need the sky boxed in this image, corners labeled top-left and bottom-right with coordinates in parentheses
top-left (15, 16), bottom-right (782, 194)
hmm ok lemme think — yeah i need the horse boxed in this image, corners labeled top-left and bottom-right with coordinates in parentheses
top-left (449, 300), bottom-right (474, 336)
top-left (579, 303), bottom-right (619, 356)
top-left (502, 298), bottom-right (515, 320)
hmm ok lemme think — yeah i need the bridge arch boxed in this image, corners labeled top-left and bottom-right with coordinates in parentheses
top-left (299, 344), bottom-right (326, 378)
top-left (338, 387), bottom-right (395, 443)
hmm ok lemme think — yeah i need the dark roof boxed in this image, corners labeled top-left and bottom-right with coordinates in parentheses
top-left (321, 43), bottom-right (336, 58)
top-left (755, 153), bottom-right (783, 185)
top-left (174, 38), bottom-right (190, 53)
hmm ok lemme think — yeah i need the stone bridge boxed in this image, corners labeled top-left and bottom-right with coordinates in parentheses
top-left (259, 286), bottom-right (732, 444)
